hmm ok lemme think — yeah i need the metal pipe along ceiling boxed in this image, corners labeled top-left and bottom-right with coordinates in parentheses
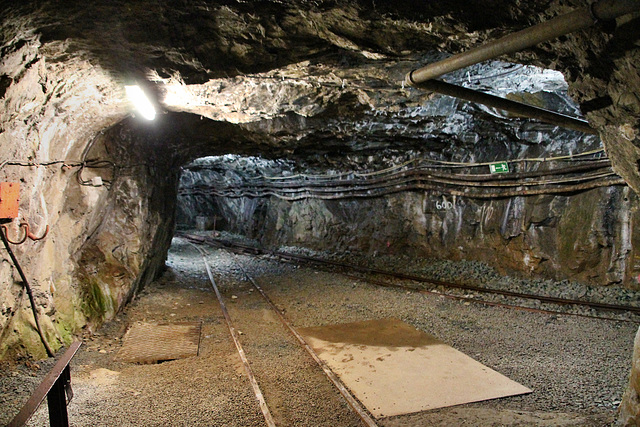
top-left (406, 0), bottom-right (640, 84)
top-left (411, 79), bottom-right (597, 134)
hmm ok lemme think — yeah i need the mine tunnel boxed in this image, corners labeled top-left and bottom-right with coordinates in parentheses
top-left (2, 1), bottom-right (640, 425)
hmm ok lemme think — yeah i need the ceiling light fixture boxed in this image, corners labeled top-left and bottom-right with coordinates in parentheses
top-left (125, 85), bottom-right (156, 121)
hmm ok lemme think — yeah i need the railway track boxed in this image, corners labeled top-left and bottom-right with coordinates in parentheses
top-left (179, 232), bottom-right (640, 322)
top-left (188, 239), bottom-right (378, 427)
top-left (190, 242), bottom-right (277, 426)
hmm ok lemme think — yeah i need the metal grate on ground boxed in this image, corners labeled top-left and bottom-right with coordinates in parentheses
top-left (116, 322), bottom-right (202, 364)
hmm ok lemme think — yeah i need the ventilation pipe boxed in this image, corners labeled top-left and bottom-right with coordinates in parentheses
top-left (413, 79), bottom-right (597, 134)
top-left (406, 0), bottom-right (640, 84)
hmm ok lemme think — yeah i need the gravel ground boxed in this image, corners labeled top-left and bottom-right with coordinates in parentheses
top-left (1, 234), bottom-right (638, 426)
top-left (271, 236), bottom-right (640, 323)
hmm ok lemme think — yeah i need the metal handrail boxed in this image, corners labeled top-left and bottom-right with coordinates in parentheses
top-left (7, 341), bottom-right (82, 427)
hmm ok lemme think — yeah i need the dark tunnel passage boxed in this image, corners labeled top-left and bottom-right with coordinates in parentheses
top-left (2, 1), bottom-right (640, 424)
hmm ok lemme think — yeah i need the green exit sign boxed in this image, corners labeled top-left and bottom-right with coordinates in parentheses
top-left (489, 162), bottom-right (509, 174)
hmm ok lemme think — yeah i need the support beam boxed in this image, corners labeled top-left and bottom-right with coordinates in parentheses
top-left (406, 0), bottom-right (640, 84)
top-left (410, 79), bottom-right (597, 134)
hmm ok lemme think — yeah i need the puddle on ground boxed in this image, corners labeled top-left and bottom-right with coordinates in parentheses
top-left (298, 317), bottom-right (442, 349)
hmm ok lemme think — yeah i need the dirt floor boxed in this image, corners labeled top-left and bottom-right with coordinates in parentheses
top-left (2, 235), bottom-right (638, 426)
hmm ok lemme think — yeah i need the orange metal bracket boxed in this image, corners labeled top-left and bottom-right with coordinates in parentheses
top-left (0, 222), bottom-right (49, 245)
top-left (0, 223), bottom-right (27, 244)
top-left (26, 223), bottom-right (49, 241)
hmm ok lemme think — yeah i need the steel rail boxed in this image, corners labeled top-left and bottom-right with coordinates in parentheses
top-left (180, 234), bottom-right (640, 316)
top-left (188, 237), bottom-right (377, 426)
top-left (337, 271), bottom-right (636, 323)
top-left (190, 243), bottom-right (276, 427)
top-left (229, 254), bottom-right (379, 427)
top-left (184, 233), bottom-right (638, 325)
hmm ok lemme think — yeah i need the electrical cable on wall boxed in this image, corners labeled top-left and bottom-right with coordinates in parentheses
top-left (0, 158), bottom-right (149, 189)
top-left (180, 148), bottom-right (616, 200)
top-left (184, 148), bottom-right (606, 181)
top-left (180, 169), bottom-right (623, 200)
top-left (0, 226), bottom-right (54, 357)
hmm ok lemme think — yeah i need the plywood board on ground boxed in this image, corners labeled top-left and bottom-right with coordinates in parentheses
top-left (116, 321), bottom-right (202, 364)
top-left (298, 318), bottom-right (531, 418)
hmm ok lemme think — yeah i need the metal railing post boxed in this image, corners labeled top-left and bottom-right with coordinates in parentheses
top-left (7, 342), bottom-right (82, 427)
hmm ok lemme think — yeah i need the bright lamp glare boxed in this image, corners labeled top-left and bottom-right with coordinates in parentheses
top-left (125, 85), bottom-right (156, 121)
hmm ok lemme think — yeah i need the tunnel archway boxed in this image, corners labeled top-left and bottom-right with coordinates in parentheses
top-left (2, 0), bottom-right (640, 423)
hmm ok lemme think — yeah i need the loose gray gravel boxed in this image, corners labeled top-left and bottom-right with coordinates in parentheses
top-left (272, 240), bottom-right (640, 323)
top-left (1, 234), bottom-right (637, 426)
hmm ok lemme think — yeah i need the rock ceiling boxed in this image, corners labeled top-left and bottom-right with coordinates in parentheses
top-left (6, 0), bottom-right (637, 175)
top-left (14, 0), bottom-right (548, 83)
top-left (1, 0), bottom-right (639, 363)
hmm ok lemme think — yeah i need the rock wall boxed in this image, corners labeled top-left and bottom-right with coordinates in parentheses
top-left (0, 35), bottom-right (114, 358)
top-left (183, 184), bottom-right (639, 288)
top-left (72, 122), bottom-right (179, 333)
top-left (619, 327), bottom-right (640, 426)
top-left (0, 33), bottom-right (176, 359)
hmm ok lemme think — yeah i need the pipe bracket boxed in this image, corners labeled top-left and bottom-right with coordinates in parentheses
top-left (0, 222), bottom-right (50, 245)
top-left (26, 224), bottom-right (49, 241)
top-left (0, 224), bottom-right (28, 245)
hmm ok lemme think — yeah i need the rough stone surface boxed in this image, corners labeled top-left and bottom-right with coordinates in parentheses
top-left (1, 1), bottom-right (640, 423)
top-left (178, 152), bottom-right (637, 288)
top-left (3, 237), bottom-right (636, 426)
top-left (0, 35), bottom-right (129, 359)
top-left (619, 327), bottom-right (640, 426)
